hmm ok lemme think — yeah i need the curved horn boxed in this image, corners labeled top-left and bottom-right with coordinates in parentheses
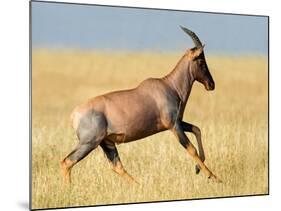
top-left (180, 26), bottom-right (203, 47)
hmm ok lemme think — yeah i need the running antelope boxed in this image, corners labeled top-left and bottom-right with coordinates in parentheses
top-left (61, 26), bottom-right (221, 184)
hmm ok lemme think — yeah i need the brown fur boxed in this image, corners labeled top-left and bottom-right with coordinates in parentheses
top-left (61, 28), bottom-right (221, 185)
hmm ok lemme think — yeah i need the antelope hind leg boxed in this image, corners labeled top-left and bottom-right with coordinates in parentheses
top-left (60, 141), bottom-right (100, 185)
top-left (60, 157), bottom-right (77, 185)
top-left (100, 140), bottom-right (139, 184)
top-left (61, 110), bottom-right (107, 185)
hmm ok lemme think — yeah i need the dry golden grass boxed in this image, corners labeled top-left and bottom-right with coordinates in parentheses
top-left (32, 49), bottom-right (268, 209)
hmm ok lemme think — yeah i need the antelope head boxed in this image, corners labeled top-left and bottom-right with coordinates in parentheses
top-left (181, 26), bottom-right (215, 91)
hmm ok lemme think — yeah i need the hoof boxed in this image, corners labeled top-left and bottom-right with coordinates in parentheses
top-left (195, 165), bottom-right (201, 174)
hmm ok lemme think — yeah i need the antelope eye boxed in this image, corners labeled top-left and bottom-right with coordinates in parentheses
top-left (198, 60), bottom-right (204, 66)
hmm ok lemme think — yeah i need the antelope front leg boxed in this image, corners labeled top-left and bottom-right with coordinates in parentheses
top-left (172, 121), bottom-right (221, 183)
top-left (181, 121), bottom-right (205, 174)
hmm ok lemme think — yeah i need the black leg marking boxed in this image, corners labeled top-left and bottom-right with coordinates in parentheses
top-left (100, 140), bottom-right (120, 165)
top-left (171, 121), bottom-right (221, 182)
top-left (181, 121), bottom-right (205, 174)
top-left (100, 140), bottom-right (138, 183)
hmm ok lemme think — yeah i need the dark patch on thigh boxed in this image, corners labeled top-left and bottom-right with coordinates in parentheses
top-left (76, 110), bottom-right (107, 144)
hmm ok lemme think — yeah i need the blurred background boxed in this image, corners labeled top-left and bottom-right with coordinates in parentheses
top-left (32, 1), bottom-right (268, 55)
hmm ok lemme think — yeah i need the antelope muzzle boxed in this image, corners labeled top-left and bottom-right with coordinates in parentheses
top-left (204, 76), bottom-right (215, 91)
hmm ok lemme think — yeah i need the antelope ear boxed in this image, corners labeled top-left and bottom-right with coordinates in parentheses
top-left (191, 45), bottom-right (205, 59)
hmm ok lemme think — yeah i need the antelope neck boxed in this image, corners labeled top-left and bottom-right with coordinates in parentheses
top-left (163, 55), bottom-right (195, 104)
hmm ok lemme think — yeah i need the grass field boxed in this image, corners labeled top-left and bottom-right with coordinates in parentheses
top-left (32, 49), bottom-right (268, 209)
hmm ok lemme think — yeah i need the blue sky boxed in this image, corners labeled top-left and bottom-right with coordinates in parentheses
top-left (31, 1), bottom-right (268, 54)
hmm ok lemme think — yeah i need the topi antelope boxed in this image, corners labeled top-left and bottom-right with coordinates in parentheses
top-left (61, 26), bottom-right (221, 184)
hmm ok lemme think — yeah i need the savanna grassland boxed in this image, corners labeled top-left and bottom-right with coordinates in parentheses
top-left (32, 49), bottom-right (268, 209)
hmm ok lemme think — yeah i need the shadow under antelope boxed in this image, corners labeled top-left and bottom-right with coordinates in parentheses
top-left (61, 26), bottom-right (221, 184)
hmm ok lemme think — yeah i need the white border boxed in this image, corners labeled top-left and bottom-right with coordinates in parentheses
top-left (0, 0), bottom-right (279, 210)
